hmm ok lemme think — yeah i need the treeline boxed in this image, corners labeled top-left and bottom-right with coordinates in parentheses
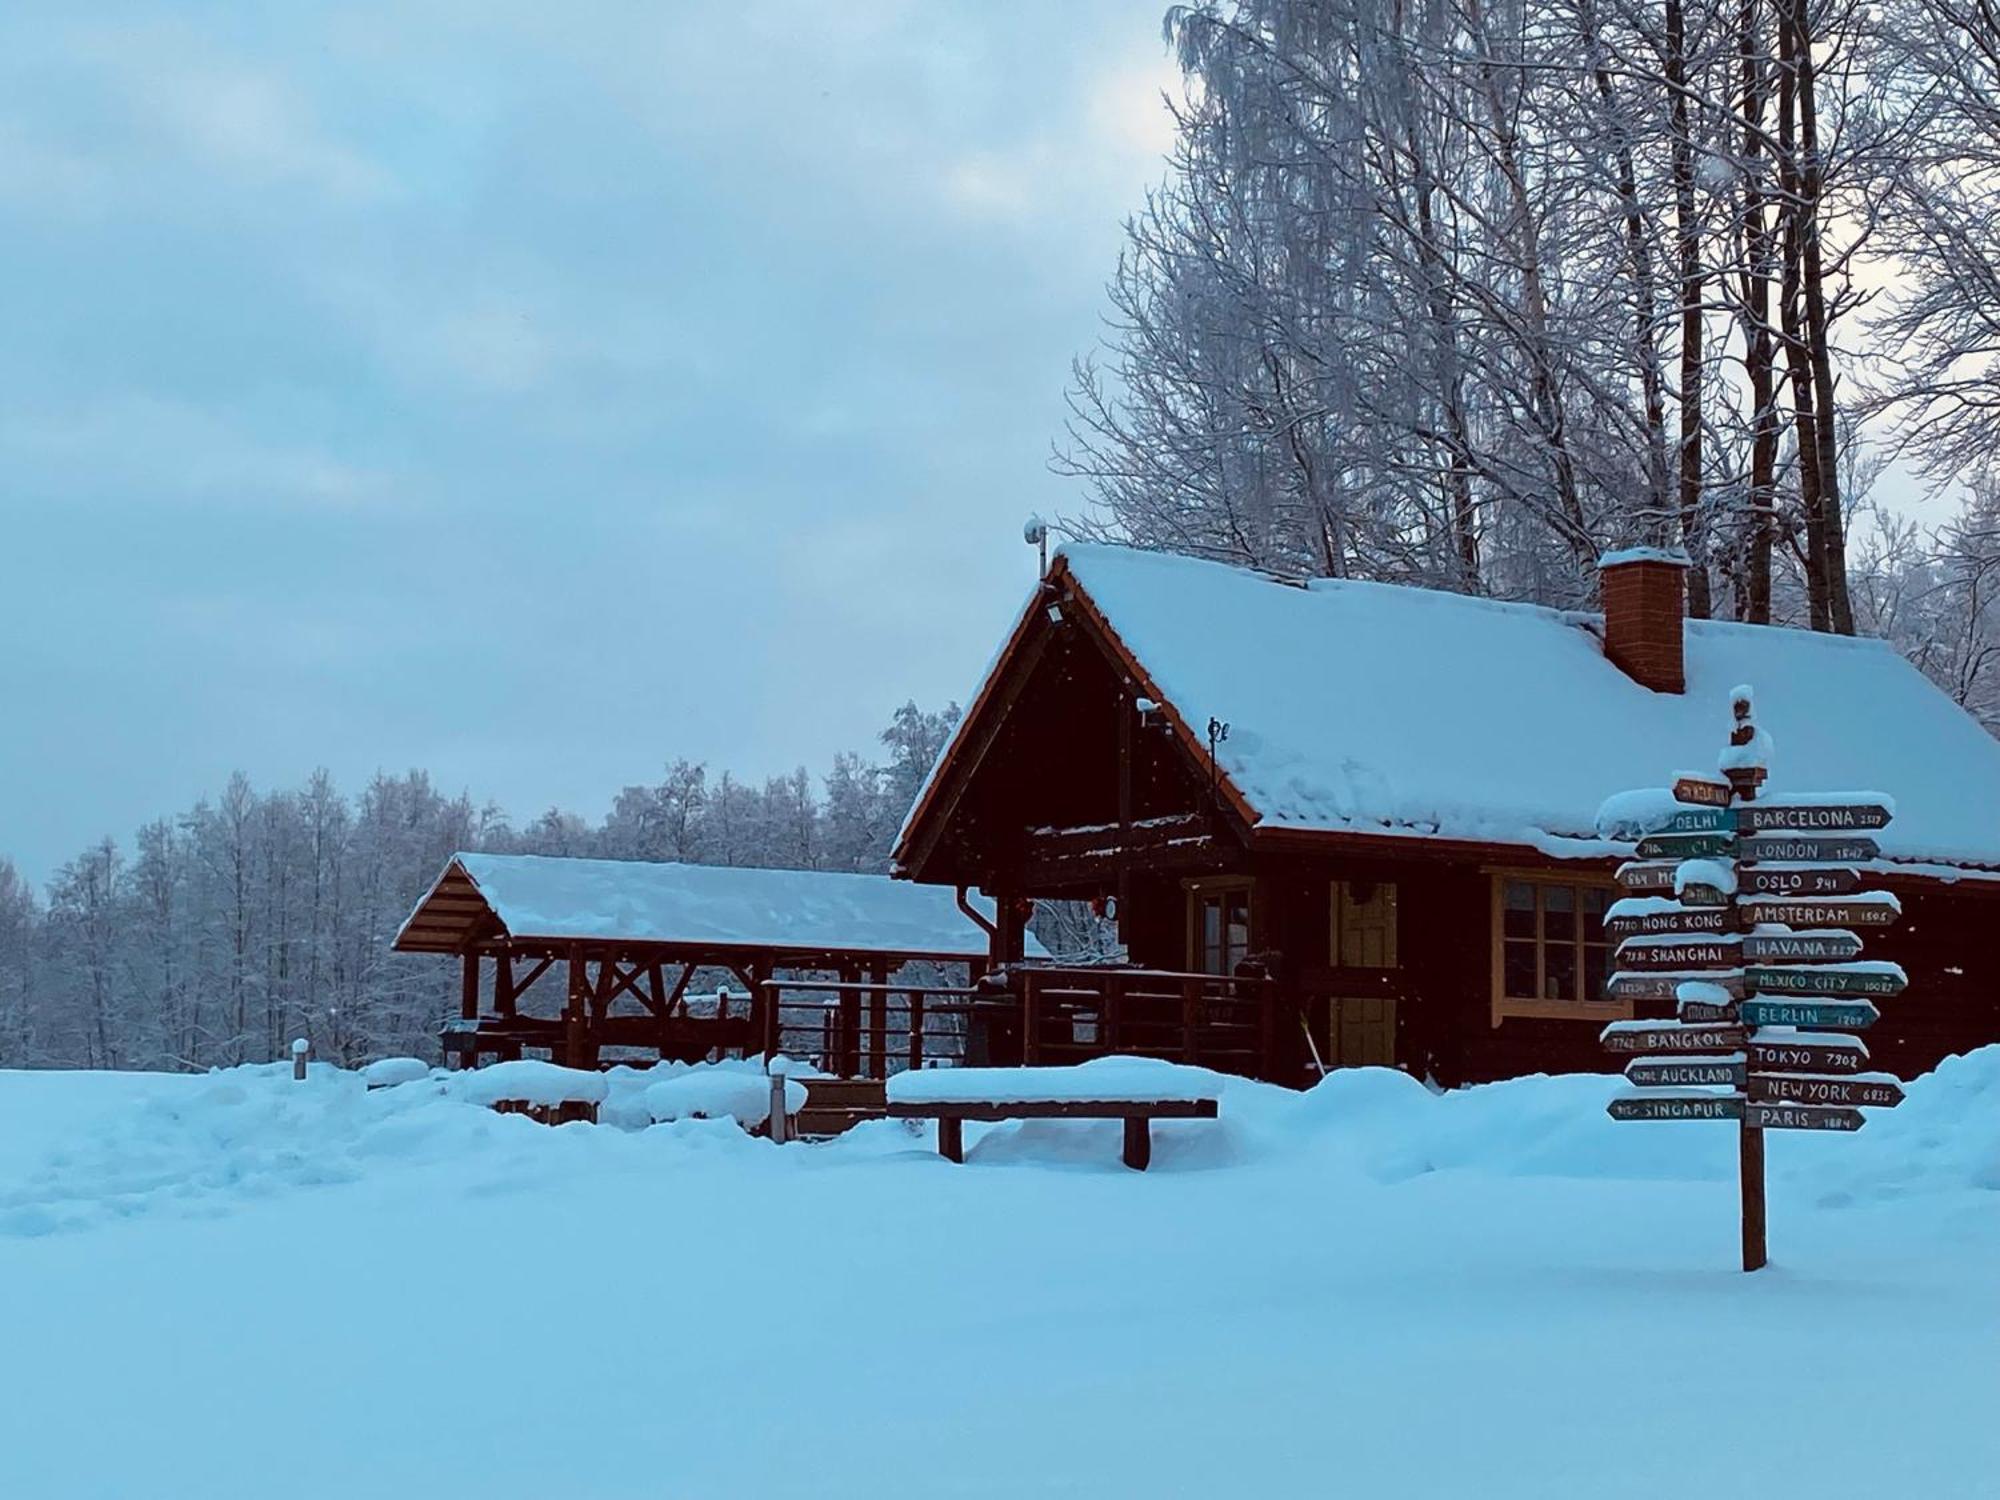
top-left (1062, 0), bottom-right (2000, 650)
top-left (0, 703), bottom-right (960, 1073)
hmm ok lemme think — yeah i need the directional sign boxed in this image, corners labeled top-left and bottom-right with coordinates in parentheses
top-left (1741, 932), bottom-right (1864, 964)
top-left (1673, 775), bottom-right (1732, 808)
top-left (1739, 896), bottom-right (1900, 929)
top-left (1602, 1021), bottom-right (1748, 1053)
top-left (1740, 866), bottom-right (1861, 897)
top-left (1743, 1101), bottom-right (1865, 1132)
top-left (1749, 1036), bottom-right (1869, 1074)
top-left (1748, 1073), bottom-right (1904, 1108)
top-left (1679, 880), bottom-right (1734, 908)
top-left (1748, 964), bottom-right (1905, 998)
top-left (1739, 998), bottom-right (1880, 1029)
top-left (1609, 971), bottom-right (1744, 1002)
top-left (1606, 905), bottom-right (1730, 940)
top-left (1616, 936), bottom-right (1741, 970)
top-left (1637, 831), bottom-right (1736, 860)
top-left (1616, 860), bottom-right (1680, 893)
top-left (1679, 1002), bottom-right (1738, 1024)
top-left (1608, 1091), bottom-right (1744, 1123)
top-left (1627, 1055), bottom-right (1746, 1088)
top-left (1736, 801), bottom-right (1892, 834)
top-left (1738, 834), bottom-right (1880, 864)
top-left (1650, 806), bottom-right (1735, 834)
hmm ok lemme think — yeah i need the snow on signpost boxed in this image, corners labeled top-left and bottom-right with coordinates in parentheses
top-left (1596, 686), bottom-right (1905, 1272)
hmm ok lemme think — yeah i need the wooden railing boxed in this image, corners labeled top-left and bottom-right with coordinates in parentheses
top-left (759, 979), bottom-right (982, 1080)
top-left (758, 966), bottom-right (1280, 1082)
top-left (1015, 966), bottom-right (1275, 1077)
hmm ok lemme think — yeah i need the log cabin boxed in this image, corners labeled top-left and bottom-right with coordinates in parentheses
top-left (892, 545), bottom-right (2000, 1087)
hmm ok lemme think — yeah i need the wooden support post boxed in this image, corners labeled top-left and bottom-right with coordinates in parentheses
top-left (1122, 1116), bottom-right (1152, 1172)
top-left (1022, 969), bottom-right (1041, 1065)
top-left (1257, 978), bottom-right (1279, 1082)
top-left (1104, 972), bottom-right (1123, 1056)
top-left (496, 952), bottom-right (516, 1017)
top-left (907, 989), bottom-right (925, 1071)
top-left (1116, 692), bottom-right (1135, 943)
top-left (1182, 977), bottom-right (1201, 1065)
top-left (992, 890), bottom-right (1028, 966)
top-left (1740, 1118), bottom-right (1767, 1271)
top-left (565, 946), bottom-right (589, 1070)
top-left (838, 963), bottom-right (862, 1079)
top-left (867, 963), bottom-right (888, 1080)
top-left (1730, 735), bottom-right (1768, 1272)
top-left (755, 963), bottom-right (777, 1064)
top-left (938, 1116), bottom-right (964, 1164)
top-left (459, 952), bottom-right (480, 1022)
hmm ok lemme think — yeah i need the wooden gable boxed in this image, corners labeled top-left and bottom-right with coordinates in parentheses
top-left (894, 561), bottom-right (1248, 893)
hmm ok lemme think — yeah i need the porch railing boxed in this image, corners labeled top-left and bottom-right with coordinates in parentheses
top-left (1016, 966), bottom-right (1275, 1076)
top-left (759, 979), bottom-right (981, 1080)
top-left (759, 966), bottom-right (1280, 1082)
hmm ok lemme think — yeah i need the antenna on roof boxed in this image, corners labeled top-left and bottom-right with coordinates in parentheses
top-left (1024, 515), bottom-right (1048, 579)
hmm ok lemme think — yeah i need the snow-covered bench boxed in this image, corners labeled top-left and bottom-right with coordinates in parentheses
top-left (453, 1060), bottom-right (609, 1125)
top-left (884, 1062), bottom-right (1220, 1171)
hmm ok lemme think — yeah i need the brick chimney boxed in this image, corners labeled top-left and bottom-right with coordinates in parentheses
top-left (1599, 548), bottom-right (1688, 694)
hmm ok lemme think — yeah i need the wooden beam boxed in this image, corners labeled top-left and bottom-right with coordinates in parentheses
top-left (1117, 690), bottom-right (1134, 938)
top-left (460, 952), bottom-right (480, 1022)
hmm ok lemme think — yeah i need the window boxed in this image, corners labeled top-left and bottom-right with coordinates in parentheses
top-left (1490, 874), bottom-right (1620, 1023)
top-left (1187, 879), bottom-right (1253, 976)
top-left (1331, 879), bottom-right (1398, 968)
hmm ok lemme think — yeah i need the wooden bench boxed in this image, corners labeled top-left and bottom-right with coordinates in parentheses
top-left (884, 1096), bottom-right (1219, 1171)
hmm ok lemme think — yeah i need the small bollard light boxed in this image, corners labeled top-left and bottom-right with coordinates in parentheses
top-left (768, 1067), bottom-right (789, 1146)
top-left (291, 1037), bottom-right (311, 1081)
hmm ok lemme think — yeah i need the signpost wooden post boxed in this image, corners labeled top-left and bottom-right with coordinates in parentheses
top-left (1597, 685), bottom-right (1904, 1272)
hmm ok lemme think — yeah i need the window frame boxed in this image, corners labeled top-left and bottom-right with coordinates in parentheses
top-left (1184, 875), bottom-right (1255, 976)
top-left (1487, 869), bottom-right (1627, 1025)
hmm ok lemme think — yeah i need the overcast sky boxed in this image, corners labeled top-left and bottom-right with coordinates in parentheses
top-left (0, 2), bottom-right (1179, 884)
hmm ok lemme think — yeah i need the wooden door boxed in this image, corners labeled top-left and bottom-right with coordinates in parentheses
top-left (1328, 997), bottom-right (1398, 1068)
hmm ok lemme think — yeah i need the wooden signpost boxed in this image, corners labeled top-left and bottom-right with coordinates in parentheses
top-left (1738, 997), bottom-right (1880, 1029)
top-left (1626, 1055), bottom-right (1746, 1087)
top-left (1615, 861), bottom-right (1681, 893)
top-left (1740, 932), bottom-right (1863, 963)
top-left (1739, 866), bottom-right (1863, 896)
top-left (1605, 904), bottom-right (1730, 939)
top-left (1672, 775), bottom-right (1732, 808)
top-left (1739, 896), bottom-right (1901, 928)
top-left (1738, 835), bottom-right (1880, 863)
top-left (1597, 686), bottom-right (1904, 1272)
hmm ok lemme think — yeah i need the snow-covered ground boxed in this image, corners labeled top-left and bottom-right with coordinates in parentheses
top-left (1, 1053), bottom-right (1995, 1498)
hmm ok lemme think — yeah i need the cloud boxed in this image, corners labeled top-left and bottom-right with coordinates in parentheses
top-left (0, 0), bottom-right (1180, 882)
top-left (141, 59), bottom-right (389, 200)
top-left (941, 51), bottom-right (1178, 226)
top-left (0, 396), bottom-right (402, 514)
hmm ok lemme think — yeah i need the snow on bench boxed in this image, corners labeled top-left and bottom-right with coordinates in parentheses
top-left (887, 1060), bottom-right (1220, 1106)
top-left (362, 1057), bottom-right (432, 1090)
top-left (885, 1060), bottom-right (1220, 1170)
top-left (645, 1071), bottom-right (807, 1130)
top-left (454, 1059), bottom-right (609, 1124)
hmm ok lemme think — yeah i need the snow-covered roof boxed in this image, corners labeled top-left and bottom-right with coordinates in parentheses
top-left (906, 545), bottom-right (2000, 874)
top-left (396, 853), bottom-right (1026, 959)
top-left (1598, 545), bottom-right (1692, 569)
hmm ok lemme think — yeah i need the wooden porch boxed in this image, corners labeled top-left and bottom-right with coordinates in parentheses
top-left (761, 964), bottom-right (1281, 1081)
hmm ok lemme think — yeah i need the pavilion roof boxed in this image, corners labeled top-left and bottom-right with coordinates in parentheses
top-left (395, 852), bottom-right (1029, 962)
